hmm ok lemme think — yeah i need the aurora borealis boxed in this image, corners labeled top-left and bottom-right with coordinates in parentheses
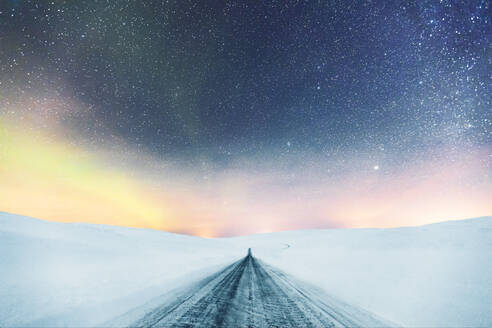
top-left (0, 0), bottom-right (490, 237)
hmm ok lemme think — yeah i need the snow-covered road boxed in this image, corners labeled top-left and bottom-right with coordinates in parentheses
top-left (2, 213), bottom-right (491, 327)
top-left (124, 250), bottom-right (390, 328)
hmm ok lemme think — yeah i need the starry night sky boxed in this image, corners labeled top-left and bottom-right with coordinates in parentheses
top-left (0, 0), bottom-right (490, 236)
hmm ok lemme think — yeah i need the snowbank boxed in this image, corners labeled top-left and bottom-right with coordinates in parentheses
top-left (0, 212), bottom-right (243, 326)
top-left (0, 212), bottom-right (490, 327)
top-left (231, 218), bottom-right (492, 327)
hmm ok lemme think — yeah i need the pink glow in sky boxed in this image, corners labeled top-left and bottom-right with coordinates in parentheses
top-left (2, 118), bottom-right (490, 237)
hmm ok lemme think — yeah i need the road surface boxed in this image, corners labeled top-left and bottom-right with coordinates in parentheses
top-left (120, 250), bottom-right (391, 327)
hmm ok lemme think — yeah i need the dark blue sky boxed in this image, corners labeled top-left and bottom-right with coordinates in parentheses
top-left (0, 0), bottom-right (490, 164)
top-left (0, 0), bottom-right (490, 235)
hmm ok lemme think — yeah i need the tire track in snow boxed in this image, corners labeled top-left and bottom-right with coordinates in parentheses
top-left (127, 251), bottom-right (392, 328)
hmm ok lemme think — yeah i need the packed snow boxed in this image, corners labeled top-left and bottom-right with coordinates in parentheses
top-left (0, 211), bottom-right (491, 327)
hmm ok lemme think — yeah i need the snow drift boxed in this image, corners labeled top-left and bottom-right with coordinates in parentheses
top-left (0, 212), bottom-right (490, 327)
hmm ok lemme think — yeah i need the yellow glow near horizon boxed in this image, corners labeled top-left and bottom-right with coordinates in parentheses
top-left (1, 116), bottom-right (491, 237)
top-left (0, 120), bottom-right (177, 231)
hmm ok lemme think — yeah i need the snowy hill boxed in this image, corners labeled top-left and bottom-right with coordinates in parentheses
top-left (1, 212), bottom-right (491, 327)
top-left (0, 212), bottom-right (242, 326)
top-left (227, 219), bottom-right (492, 327)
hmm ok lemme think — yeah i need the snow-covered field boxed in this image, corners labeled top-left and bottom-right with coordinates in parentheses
top-left (1, 211), bottom-right (491, 327)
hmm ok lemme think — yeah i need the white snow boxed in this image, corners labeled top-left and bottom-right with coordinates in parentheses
top-left (1, 211), bottom-right (491, 327)
top-left (227, 220), bottom-right (492, 327)
top-left (0, 212), bottom-right (241, 326)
